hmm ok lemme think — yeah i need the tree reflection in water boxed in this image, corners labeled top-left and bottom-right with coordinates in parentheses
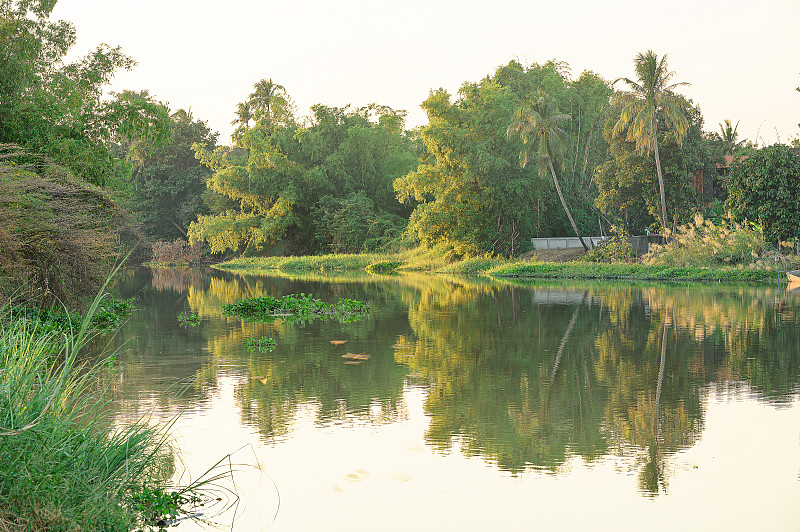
top-left (107, 269), bottom-right (800, 496)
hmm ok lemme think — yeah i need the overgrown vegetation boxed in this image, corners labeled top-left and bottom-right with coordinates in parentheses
top-left (0, 147), bottom-right (145, 308)
top-left (644, 213), bottom-right (769, 267)
top-left (150, 239), bottom-right (202, 266)
top-left (0, 296), bottom-right (202, 531)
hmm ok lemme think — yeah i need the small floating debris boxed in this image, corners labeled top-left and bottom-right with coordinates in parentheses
top-left (344, 361), bottom-right (362, 365)
top-left (330, 340), bottom-right (348, 346)
top-left (341, 352), bottom-right (370, 361)
top-left (392, 344), bottom-right (414, 349)
top-left (250, 376), bottom-right (269, 384)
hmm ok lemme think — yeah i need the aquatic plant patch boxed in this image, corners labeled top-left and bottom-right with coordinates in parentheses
top-left (366, 260), bottom-right (402, 274)
top-left (222, 294), bottom-right (369, 324)
top-left (177, 312), bottom-right (201, 327)
top-left (11, 297), bottom-right (136, 334)
top-left (244, 337), bottom-right (277, 353)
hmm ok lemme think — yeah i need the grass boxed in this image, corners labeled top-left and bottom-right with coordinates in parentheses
top-left (213, 243), bottom-right (789, 284)
top-left (0, 287), bottom-right (216, 530)
top-left (0, 304), bottom-right (170, 530)
top-left (216, 253), bottom-right (380, 273)
top-left (489, 261), bottom-right (781, 282)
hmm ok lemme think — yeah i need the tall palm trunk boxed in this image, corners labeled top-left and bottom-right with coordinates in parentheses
top-left (652, 119), bottom-right (669, 235)
top-left (549, 159), bottom-right (589, 251)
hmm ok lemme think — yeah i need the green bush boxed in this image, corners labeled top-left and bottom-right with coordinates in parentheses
top-left (579, 226), bottom-right (634, 263)
top-left (644, 213), bottom-right (766, 267)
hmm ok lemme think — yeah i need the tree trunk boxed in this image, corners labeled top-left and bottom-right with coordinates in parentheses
top-left (549, 159), bottom-right (590, 251)
top-left (652, 123), bottom-right (669, 236)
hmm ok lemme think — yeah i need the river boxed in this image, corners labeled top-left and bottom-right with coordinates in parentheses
top-left (105, 267), bottom-right (800, 531)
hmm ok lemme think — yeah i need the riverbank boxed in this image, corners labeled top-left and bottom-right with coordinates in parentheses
top-left (213, 252), bottom-right (785, 283)
top-left (0, 297), bottom-right (201, 531)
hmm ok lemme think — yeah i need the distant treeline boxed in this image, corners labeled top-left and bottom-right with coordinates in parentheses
top-left (1, 0), bottom-right (798, 307)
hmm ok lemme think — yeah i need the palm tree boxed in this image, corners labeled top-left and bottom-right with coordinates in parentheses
top-left (248, 78), bottom-right (286, 126)
top-left (718, 119), bottom-right (741, 156)
top-left (507, 91), bottom-right (589, 251)
top-left (612, 50), bottom-right (689, 234)
top-left (231, 101), bottom-right (253, 129)
top-left (230, 101), bottom-right (253, 143)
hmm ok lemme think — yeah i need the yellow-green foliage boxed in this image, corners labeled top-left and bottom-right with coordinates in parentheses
top-left (579, 226), bottom-right (634, 263)
top-left (644, 214), bottom-right (766, 267)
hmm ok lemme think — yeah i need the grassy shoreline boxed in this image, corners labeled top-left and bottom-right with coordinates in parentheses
top-left (213, 253), bottom-right (785, 284)
top-left (0, 295), bottom-right (208, 531)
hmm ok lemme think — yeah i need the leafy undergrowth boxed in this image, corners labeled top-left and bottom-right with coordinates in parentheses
top-left (11, 297), bottom-right (136, 334)
top-left (366, 260), bottom-right (402, 274)
top-left (222, 293), bottom-right (370, 324)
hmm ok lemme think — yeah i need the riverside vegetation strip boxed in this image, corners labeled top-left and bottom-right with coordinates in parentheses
top-left (214, 253), bottom-right (784, 283)
top-left (0, 295), bottom-right (213, 531)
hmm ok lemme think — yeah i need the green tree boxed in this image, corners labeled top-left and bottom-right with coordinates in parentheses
top-left (507, 91), bottom-right (589, 250)
top-left (612, 51), bottom-right (689, 234)
top-left (127, 109), bottom-right (219, 241)
top-left (595, 97), bottom-right (711, 233)
top-left (717, 119), bottom-right (742, 156)
top-left (230, 101), bottom-right (253, 142)
top-left (248, 78), bottom-right (288, 129)
top-left (396, 61), bottom-right (610, 256)
top-left (190, 97), bottom-right (418, 256)
top-left (0, 0), bottom-right (171, 185)
top-left (725, 144), bottom-right (800, 243)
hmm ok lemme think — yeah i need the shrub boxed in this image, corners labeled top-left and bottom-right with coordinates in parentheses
top-left (151, 239), bottom-right (202, 265)
top-left (0, 147), bottom-right (146, 308)
top-left (579, 226), bottom-right (634, 263)
top-left (644, 213), bottom-right (766, 267)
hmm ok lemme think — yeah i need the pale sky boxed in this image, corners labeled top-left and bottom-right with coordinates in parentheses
top-left (51, 0), bottom-right (799, 146)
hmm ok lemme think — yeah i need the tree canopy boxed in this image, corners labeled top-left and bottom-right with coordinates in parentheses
top-left (189, 88), bottom-right (419, 255)
top-left (0, 1), bottom-right (172, 185)
top-left (395, 60), bottom-right (612, 257)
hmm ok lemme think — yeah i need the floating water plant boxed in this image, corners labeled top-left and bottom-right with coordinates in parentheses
top-left (244, 337), bottom-right (277, 353)
top-left (177, 312), bottom-right (200, 327)
top-left (222, 293), bottom-right (369, 324)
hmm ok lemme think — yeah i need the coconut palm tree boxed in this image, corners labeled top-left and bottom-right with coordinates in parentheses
top-left (612, 50), bottom-right (689, 234)
top-left (248, 78), bottom-right (286, 127)
top-left (507, 91), bottom-right (589, 251)
top-left (718, 119), bottom-right (741, 156)
top-left (230, 101), bottom-right (253, 142)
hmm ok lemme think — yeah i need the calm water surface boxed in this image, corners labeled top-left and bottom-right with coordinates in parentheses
top-left (107, 267), bottom-right (800, 531)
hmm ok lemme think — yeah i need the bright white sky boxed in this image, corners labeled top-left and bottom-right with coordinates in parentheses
top-left (51, 0), bottom-right (799, 146)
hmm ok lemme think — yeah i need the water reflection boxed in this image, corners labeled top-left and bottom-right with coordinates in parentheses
top-left (109, 268), bottom-right (800, 499)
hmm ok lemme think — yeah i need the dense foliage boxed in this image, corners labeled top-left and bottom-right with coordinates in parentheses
top-left (395, 61), bottom-right (612, 257)
top-left (725, 145), bottom-right (800, 243)
top-left (0, 147), bottom-right (145, 307)
top-left (594, 100), bottom-right (716, 233)
top-left (0, 2), bottom-right (171, 186)
top-left (190, 96), bottom-right (419, 255)
top-left (126, 109), bottom-right (219, 241)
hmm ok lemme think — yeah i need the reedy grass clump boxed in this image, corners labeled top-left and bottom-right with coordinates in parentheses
top-left (0, 299), bottom-right (175, 531)
top-left (644, 213), bottom-right (767, 267)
